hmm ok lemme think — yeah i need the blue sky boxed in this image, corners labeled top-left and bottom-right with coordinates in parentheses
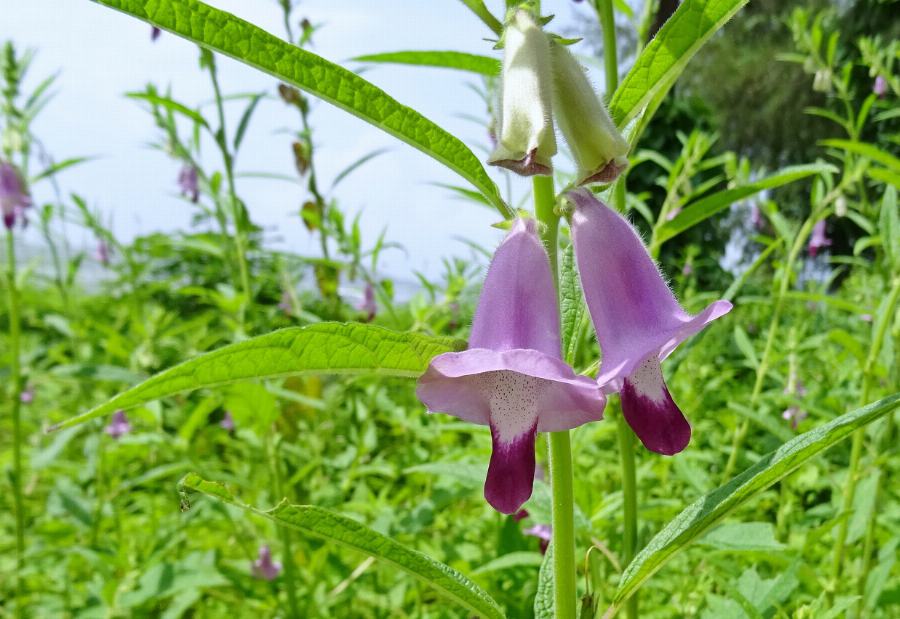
top-left (4, 0), bottom-right (601, 279)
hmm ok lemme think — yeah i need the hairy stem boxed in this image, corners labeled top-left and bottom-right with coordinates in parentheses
top-left (534, 174), bottom-right (577, 619)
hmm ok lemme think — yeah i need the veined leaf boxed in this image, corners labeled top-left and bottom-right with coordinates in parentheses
top-left (653, 164), bottom-right (832, 247)
top-left (353, 51), bottom-right (500, 76)
top-left (610, 0), bottom-right (749, 129)
top-left (559, 244), bottom-right (586, 365)
top-left (92, 0), bottom-right (509, 217)
top-left (534, 544), bottom-right (555, 619)
top-left (179, 473), bottom-right (505, 619)
top-left (48, 323), bottom-right (464, 432)
top-left (608, 392), bottom-right (900, 612)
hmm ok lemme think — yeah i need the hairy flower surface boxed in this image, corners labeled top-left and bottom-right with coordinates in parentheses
top-left (488, 11), bottom-right (557, 176)
top-left (417, 219), bottom-right (605, 513)
top-left (549, 41), bottom-right (628, 185)
top-left (569, 189), bottom-right (731, 455)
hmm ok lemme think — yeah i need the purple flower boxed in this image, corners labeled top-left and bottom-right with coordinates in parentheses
top-left (220, 411), bottom-right (235, 432)
top-left (178, 165), bottom-right (199, 203)
top-left (860, 313), bottom-right (873, 323)
top-left (568, 189), bottom-right (732, 455)
top-left (20, 386), bottom-right (34, 404)
top-left (417, 219), bottom-right (606, 514)
top-left (151, 26), bottom-right (162, 41)
top-left (0, 161), bottom-right (32, 230)
top-left (782, 406), bottom-right (807, 430)
top-left (278, 289), bottom-right (292, 314)
top-left (360, 282), bottom-right (377, 322)
top-left (95, 239), bottom-right (112, 266)
top-left (873, 75), bottom-right (887, 98)
top-left (105, 410), bottom-right (132, 439)
top-left (682, 262), bottom-right (693, 277)
top-left (252, 545), bottom-right (282, 580)
top-left (808, 219), bottom-right (831, 257)
top-left (524, 523), bottom-right (552, 553)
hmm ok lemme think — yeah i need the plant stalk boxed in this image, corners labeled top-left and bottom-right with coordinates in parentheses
top-left (5, 229), bottom-right (26, 618)
top-left (534, 174), bottom-right (577, 619)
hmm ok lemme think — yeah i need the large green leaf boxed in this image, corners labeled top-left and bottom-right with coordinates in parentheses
top-left (653, 164), bottom-right (832, 248)
top-left (608, 393), bottom-right (900, 612)
top-left (353, 50), bottom-right (500, 76)
top-left (609, 0), bottom-right (749, 129)
top-left (91, 0), bottom-right (509, 217)
top-left (179, 473), bottom-right (505, 619)
top-left (48, 323), bottom-right (463, 432)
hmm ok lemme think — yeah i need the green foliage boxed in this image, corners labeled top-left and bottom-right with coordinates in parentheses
top-left (180, 473), bottom-right (506, 619)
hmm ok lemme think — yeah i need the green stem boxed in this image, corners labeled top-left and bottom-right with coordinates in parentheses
top-left (722, 213), bottom-right (819, 481)
top-left (616, 414), bottom-right (638, 619)
top-left (208, 57), bottom-right (252, 327)
top-left (5, 229), bottom-right (26, 618)
top-left (830, 276), bottom-right (900, 600)
top-left (533, 174), bottom-right (577, 619)
top-left (267, 435), bottom-right (302, 618)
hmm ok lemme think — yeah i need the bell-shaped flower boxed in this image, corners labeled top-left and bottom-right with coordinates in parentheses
top-left (808, 219), bottom-right (831, 257)
top-left (488, 10), bottom-right (557, 176)
top-left (417, 219), bottom-right (605, 514)
top-left (252, 544), bottom-right (282, 580)
top-left (549, 41), bottom-right (629, 185)
top-left (220, 411), bottom-right (235, 432)
top-left (873, 75), bottom-right (887, 98)
top-left (568, 189), bottom-right (732, 455)
top-left (1, 161), bottom-right (33, 230)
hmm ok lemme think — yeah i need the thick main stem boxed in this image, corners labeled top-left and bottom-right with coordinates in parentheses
top-left (6, 229), bottom-right (26, 618)
top-left (533, 175), bottom-right (577, 619)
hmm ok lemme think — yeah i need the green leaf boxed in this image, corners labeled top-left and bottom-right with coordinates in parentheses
top-left (473, 551), bottom-right (544, 574)
top-left (93, 0), bottom-right (509, 217)
top-left (457, 0), bottom-right (503, 36)
top-left (820, 139), bottom-right (900, 172)
top-left (698, 522), bottom-right (785, 552)
top-left (233, 91), bottom-right (265, 151)
top-left (48, 323), bottom-right (464, 432)
top-left (30, 156), bottom-right (98, 183)
top-left (126, 90), bottom-right (209, 128)
top-left (653, 164), bottom-right (832, 247)
top-left (559, 244), bottom-right (586, 365)
top-left (534, 544), bottom-right (555, 619)
top-left (609, 392), bottom-right (900, 612)
top-left (353, 51), bottom-right (500, 76)
top-left (610, 0), bottom-right (749, 128)
top-left (179, 473), bottom-right (505, 619)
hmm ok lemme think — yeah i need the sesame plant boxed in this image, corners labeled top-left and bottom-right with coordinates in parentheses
top-left (2, 0), bottom-right (899, 617)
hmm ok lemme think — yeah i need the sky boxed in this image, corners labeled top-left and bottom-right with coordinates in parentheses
top-left (2, 0), bottom-right (599, 280)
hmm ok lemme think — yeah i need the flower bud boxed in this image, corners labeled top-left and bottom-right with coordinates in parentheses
top-left (488, 10), bottom-right (556, 176)
top-left (549, 40), bottom-right (628, 185)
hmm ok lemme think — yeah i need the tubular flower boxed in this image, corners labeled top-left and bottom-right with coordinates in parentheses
top-left (360, 282), bottom-right (377, 322)
top-left (549, 40), bottom-right (629, 185)
top-left (252, 545), bottom-right (282, 580)
top-left (417, 219), bottom-right (605, 513)
top-left (488, 10), bottom-right (557, 176)
top-left (105, 410), bottom-right (132, 439)
top-left (808, 219), bottom-right (831, 257)
top-left (0, 161), bottom-right (33, 230)
top-left (568, 190), bottom-right (732, 455)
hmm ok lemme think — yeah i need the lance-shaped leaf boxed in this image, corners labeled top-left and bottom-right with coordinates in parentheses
top-left (353, 51), bottom-right (501, 76)
top-left (91, 0), bottom-right (510, 217)
top-left (179, 473), bottom-right (506, 619)
top-left (609, 0), bottom-right (749, 129)
top-left (47, 323), bottom-right (464, 432)
top-left (607, 392), bottom-right (900, 613)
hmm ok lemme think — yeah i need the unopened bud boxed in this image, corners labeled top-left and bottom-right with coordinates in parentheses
top-left (549, 40), bottom-right (628, 185)
top-left (488, 10), bottom-right (556, 176)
